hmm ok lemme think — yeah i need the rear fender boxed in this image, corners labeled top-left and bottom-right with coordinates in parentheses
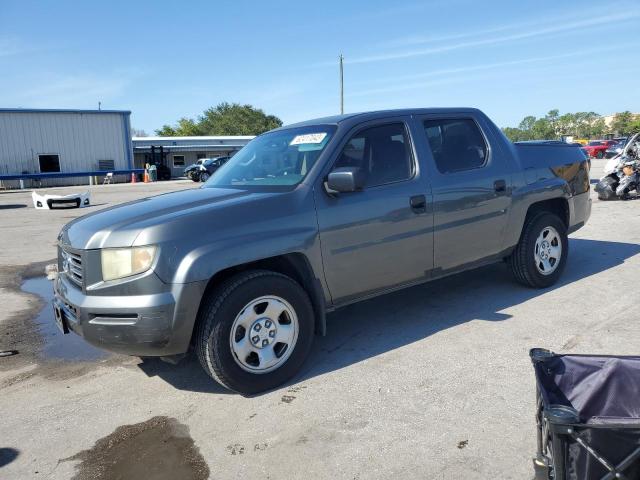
top-left (502, 178), bottom-right (570, 250)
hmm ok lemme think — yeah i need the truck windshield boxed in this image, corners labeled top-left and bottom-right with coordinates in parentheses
top-left (203, 125), bottom-right (336, 189)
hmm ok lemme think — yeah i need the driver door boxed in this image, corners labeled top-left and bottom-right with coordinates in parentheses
top-left (314, 119), bottom-right (434, 304)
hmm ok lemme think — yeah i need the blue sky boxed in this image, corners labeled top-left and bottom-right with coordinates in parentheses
top-left (1, 0), bottom-right (639, 133)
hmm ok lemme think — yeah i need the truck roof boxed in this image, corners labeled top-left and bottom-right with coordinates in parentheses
top-left (277, 107), bottom-right (484, 130)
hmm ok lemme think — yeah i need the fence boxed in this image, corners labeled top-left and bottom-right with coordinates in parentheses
top-left (0, 169), bottom-right (145, 190)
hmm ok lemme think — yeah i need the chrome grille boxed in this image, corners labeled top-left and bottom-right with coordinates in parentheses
top-left (62, 248), bottom-right (83, 286)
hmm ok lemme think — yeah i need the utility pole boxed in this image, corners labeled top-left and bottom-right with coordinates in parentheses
top-left (339, 54), bottom-right (344, 115)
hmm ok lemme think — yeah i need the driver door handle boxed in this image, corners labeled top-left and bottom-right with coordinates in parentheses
top-left (494, 179), bottom-right (507, 194)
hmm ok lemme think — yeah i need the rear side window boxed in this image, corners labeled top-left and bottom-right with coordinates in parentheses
top-left (423, 119), bottom-right (488, 173)
top-left (335, 123), bottom-right (413, 187)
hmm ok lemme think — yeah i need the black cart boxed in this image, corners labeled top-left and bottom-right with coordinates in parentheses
top-left (530, 348), bottom-right (640, 480)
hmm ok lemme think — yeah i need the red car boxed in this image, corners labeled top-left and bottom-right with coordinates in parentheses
top-left (582, 140), bottom-right (617, 159)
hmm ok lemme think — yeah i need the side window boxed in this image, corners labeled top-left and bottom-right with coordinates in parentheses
top-left (423, 119), bottom-right (488, 174)
top-left (335, 123), bottom-right (413, 187)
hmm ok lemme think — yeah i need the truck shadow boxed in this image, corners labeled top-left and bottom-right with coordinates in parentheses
top-left (296, 238), bottom-right (640, 384)
top-left (137, 355), bottom-right (232, 394)
top-left (140, 238), bottom-right (639, 394)
top-left (0, 447), bottom-right (19, 468)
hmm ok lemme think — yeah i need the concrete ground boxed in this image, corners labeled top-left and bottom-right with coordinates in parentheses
top-left (0, 162), bottom-right (638, 479)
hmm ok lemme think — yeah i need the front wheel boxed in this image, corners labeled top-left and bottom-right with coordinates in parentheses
top-left (195, 270), bottom-right (314, 395)
top-left (509, 212), bottom-right (568, 288)
top-left (199, 172), bottom-right (210, 182)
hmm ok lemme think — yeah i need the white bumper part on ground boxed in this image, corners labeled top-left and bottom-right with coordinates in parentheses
top-left (32, 190), bottom-right (90, 209)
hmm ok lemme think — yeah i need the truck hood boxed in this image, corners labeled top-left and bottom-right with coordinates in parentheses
top-left (61, 187), bottom-right (273, 249)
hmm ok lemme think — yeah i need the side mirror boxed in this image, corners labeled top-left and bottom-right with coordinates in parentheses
top-left (326, 167), bottom-right (365, 193)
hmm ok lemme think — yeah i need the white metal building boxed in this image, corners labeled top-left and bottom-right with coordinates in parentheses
top-left (132, 136), bottom-right (254, 177)
top-left (0, 108), bottom-right (133, 188)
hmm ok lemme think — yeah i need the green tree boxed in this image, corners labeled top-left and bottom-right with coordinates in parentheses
top-left (629, 118), bottom-right (640, 134)
top-left (611, 111), bottom-right (635, 136)
top-left (532, 117), bottom-right (555, 139)
top-left (504, 109), bottom-right (608, 141)
top-left (156, 103), bottom-right (282, 136)
top-left (555, 113), bottom-right (574, 136)
top-left (156, 117), bottom-right (204, 136)
top-left (502, 127), bottom-right (527, 142)
top-left (199, 103), bottom-right (282, 135)
top-left (518, 116), bottom-right (537, 139)
top-left (588, 117), bottom-right (606, 138)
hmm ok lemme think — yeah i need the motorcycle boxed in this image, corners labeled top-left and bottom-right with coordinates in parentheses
top-left (595, 133), bottom-right (640, 200)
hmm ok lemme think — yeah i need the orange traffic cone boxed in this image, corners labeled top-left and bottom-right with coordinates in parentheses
top-left (144, 171), bottom-right (149, 183)
top-left (131, 172), bottom-right (137, 183)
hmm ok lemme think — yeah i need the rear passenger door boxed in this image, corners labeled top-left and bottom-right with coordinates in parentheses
top-left (315, 119), bottom-right (433, 304)
top-left (415, 115), bottom-right (512, 272)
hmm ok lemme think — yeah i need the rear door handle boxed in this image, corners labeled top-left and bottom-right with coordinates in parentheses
top-left (494, 179), bottom-right (507, 194)
top-left (410, 194), bottom-right (427, 213)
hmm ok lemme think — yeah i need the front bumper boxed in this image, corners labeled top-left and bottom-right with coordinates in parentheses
top-left (53, 273), bottom-right (206, 356)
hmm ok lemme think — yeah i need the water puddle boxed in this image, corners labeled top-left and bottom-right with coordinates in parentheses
top-left (21, 276), bottom-right (107, 362)
top-left (63, 416), bottom-right (210, 480)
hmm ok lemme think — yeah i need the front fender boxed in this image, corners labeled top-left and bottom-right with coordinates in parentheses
top-left (172, 225), bottom-right (321, 284)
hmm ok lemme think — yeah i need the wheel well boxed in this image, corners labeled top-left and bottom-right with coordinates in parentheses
top-left (197, 253), bottom-right (326, 337)
top-left (525, 198), bottom-right (569, 227)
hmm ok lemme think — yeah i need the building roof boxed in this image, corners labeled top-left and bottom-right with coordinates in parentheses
top-left (0, 108), bottom-right (131, 114)
top-left (131, 135), bottom-right (254, 151)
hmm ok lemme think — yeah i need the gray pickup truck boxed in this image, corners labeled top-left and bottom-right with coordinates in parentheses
top-left (53, 108), bottom-right (591, 394)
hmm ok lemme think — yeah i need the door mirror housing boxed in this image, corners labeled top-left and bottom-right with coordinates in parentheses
top-left (326, 167), bottom-right (365, 193)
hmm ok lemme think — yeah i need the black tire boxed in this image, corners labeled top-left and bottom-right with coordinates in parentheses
top-left (509, 212), bottom-right (568, 288)
top-left (596, 150), bottom-right (604, 159)
top-left (195, 270), bottom-right (314, 395)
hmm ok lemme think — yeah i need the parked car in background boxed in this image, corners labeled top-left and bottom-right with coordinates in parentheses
top-left (184, 159), bottom-right (205, 180)
top-left (53, 108), bottom-right (591, 394)
top-left (605, 138), bottom-right (628, 158)
top-left (195, 156), bottom-right (231, 182)
top-left (582, 140), bottom-right (617, 158)
top-left (185, 157), bottom-right (230, 181)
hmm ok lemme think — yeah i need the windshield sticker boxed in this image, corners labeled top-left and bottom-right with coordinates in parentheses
top-left (290, 133), bottom-right (328, 145)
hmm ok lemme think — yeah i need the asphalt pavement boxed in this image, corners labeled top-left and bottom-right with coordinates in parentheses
top-left (0, 162), bottom-right (638, 479)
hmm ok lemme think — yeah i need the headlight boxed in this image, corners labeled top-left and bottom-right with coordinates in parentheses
top-left (101, 246), bottom-right (157, 281)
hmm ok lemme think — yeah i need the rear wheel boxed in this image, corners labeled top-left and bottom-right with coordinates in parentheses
top-left (509, 212), bottom-right (568, 288)
top-left (195, 270), bottom-right (314, 395)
